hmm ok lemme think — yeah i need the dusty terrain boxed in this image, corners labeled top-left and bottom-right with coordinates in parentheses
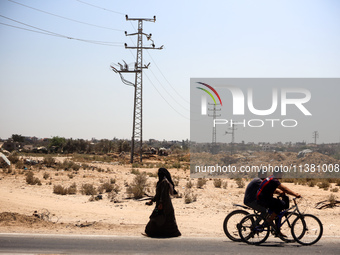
top-left (0, 153), bottom-right (339, 238)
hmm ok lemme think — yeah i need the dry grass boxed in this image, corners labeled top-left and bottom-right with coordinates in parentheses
top-left (196, 178), bottom-right (207, 189)
top-left (81, 184), bottom-right (97, 196)
top-left (213, 179), bottom-right (222, 188)
top-left (126, 172), bottom-right (148, 199)
top-left (25, 172), bottom-right (41, 186)
top-left (53, 183), bottom-right (77, 195)
top-left (184, 190), bottom-right (197, 204)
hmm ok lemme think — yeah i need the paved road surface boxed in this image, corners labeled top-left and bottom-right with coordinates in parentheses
top-left (0, 233), bottom-right (339, 255)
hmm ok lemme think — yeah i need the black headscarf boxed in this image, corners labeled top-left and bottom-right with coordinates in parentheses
top-left (157, 168), bottom-right (178, 195)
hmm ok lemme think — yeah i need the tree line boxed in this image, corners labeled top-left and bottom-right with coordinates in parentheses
top-left (6, 134), bottom-right (190, 155)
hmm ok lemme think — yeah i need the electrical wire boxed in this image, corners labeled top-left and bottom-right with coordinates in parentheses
top-left (0, 15), bottom-right (123, 46)
top-left (75, 0), bottom-right (125, 16)
top-left (128, 20), bottom-right (190, 106)
top-left (124, 37), bottom-right (190, 119)
top-left (144, 72), bottom-right (190, 120)
top-left (147, 66), bottom-right (190, 112)
top-left (146, 51), bottom-right (190, 104)
top-left (8, 0), bottom-right (124, 32)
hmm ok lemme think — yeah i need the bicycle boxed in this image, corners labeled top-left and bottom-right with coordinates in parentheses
top-left (223, 204), bottom-right (258, 242)
top-left (223, 202), bottom-right (298, 243)
top-left (238, 197), bottom-right (323, 246)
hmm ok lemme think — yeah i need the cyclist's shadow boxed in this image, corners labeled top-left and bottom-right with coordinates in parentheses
top-left (237, 241), bottom-right (323, 248)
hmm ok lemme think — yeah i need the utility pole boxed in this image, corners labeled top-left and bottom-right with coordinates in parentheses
top-left (111, 15), bottom-right (163, 163)
top-left (312, 131), bottom-right (319, 145)
top-left (225, 123), bottom-right (237, 155)
top-left (208, 103), bottom-right (221, 145)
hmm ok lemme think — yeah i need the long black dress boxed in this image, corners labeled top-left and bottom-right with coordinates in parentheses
top-left (145, 178), bottom-right (181, 237)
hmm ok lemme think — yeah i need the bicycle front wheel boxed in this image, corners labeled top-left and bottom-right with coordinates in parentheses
top-left (238, 214), bottom-right (270, 245)
top-left (291, 214), bottom-right (323, 245)
top-left (278, 212), bottom-right (301, 243)
top-left (223, 210), bottom-right (249, 242)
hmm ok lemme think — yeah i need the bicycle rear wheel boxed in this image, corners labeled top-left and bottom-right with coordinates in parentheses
top-left (238, 214), bottom-right (270, 245)
top-left (223, 210), bottom-right (249, 241)
top-left (291, 214), bottom-right (323, 245)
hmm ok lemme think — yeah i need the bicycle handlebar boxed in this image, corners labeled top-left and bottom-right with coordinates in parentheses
top-left (293, 196), bottom-right (302, 205)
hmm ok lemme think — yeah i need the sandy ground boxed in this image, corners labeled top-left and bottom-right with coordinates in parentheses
top-left (0, 158), bottom-right (340, 238)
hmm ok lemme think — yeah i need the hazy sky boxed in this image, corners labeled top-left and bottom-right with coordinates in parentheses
top-left (0, 0), bottom-right (339, 141)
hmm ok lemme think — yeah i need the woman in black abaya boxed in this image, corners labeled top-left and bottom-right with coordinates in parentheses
top-left (144, 168), bottom-right (181, 237)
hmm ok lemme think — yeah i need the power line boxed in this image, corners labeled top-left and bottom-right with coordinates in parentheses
top-left (144, 72), bottom-right (190, 120)
top-left (146, 51), bottom-right (190, 105)
top-left (129, 21), bottom-right (190, 105)
top-left (126, 34), bottom-right (190, 115)
top-left (8, 0), bottom-right (124, 32)
top-left (147, 67), bottom-right (190, 112)
top-left (75, 0), bottom-right (125, 15)
top-left (0, 15), bottom-right (123, 46)
top-left (125, 44), bottom-right (190, 119)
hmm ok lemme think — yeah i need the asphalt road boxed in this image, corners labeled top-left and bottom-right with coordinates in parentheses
top-left (0, 233), bottom-right (339, 255)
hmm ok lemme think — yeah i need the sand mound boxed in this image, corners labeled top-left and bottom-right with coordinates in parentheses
top-left (0, 212), bottom-right (54, 228)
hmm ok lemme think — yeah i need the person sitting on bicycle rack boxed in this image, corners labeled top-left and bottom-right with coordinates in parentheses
top-left (256, 170), bottom-right (301, 237)
top-left (244, 169), bottom-right (267, 215)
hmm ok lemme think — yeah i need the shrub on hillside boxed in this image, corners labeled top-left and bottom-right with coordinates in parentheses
top-left (127, 172), bottom-right (148, 199)
top-left (26, 172), bottom-right (42, 185)
top-left (81, 183), bottom-right (97, 195)
top-left (53, 183), bottom-right (77, 195)
top-left (213, 179), bottom-right (222, 188)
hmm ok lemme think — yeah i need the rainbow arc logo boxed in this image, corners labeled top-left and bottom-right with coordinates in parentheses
top-left (196, 82), bottom-right (222, 115)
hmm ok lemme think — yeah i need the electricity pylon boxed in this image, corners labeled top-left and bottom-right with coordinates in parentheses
top-left (111, 15), bottom-right (163, 163)
top-left (208, 103), bottom-right (221, 144)
top-left (225, 123), bottom-right (237, 155)
top-left (312, 131), bottom-right (319, 144)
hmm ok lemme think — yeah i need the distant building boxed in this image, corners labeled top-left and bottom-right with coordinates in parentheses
top-left (2, 139), bottom-right (21, 152)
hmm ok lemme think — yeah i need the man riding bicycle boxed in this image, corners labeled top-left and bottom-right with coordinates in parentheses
top-left (244, 170), bottom-right (267, 214)
top-left (256, 170), bottom-right (301, 236)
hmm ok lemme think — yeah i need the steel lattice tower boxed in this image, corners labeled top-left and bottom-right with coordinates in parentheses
top-left (111, 15), bottom-right (163, 163)
top-left (208, 103), bottom-right (221, 144)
